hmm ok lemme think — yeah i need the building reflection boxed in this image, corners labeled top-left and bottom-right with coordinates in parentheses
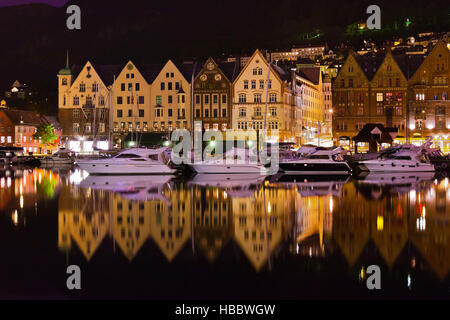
top-left (54, 170), bottom-right (450, 279)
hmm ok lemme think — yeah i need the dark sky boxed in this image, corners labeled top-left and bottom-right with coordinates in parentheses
top-left (0, 0), bottom-right (68, 7)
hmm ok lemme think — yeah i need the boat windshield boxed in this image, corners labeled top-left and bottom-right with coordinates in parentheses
top-left (309, 155), bottom-right (330, 160)
top-left (394, 156), bottom-right (412, 160)
top-left (116, 154), bottom-right (142, 158)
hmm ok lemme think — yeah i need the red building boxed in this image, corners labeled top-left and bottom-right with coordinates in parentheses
top-left (0, 109), bottom-right (54, 154)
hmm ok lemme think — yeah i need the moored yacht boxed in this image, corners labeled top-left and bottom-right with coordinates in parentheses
top-left (40, 148), bottom-right (75, 167)
top-left (358, 149), bottom-right (435, 172)
top-left (189, 147), bottom-right (268, 174)
top-left (279, 146), bottom-right (351, 174)
top-left (76, 147), bottom-right (176, 175)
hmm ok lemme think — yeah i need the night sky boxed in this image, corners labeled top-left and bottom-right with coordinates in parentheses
top-left (0, 0), bottom-right (68, 7)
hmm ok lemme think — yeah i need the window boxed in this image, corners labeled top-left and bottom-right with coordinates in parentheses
top-left (195, 95), bottom-right (200, 105)
top-left (222, 95), bottom-right (226, 104)
top-left (222, 108), bottom-right (226, 118)
top-left (270, 107), bottom-right (277, 116)
top-left (213, 94), bottom-right (218, 104)
top-left (73, 96), bottom-right (80, 105)
top-left (156, 108), bottom-right (163, 117)
top-left (239, 94), bottom-right (246, 103)
top-left (386, 92), bottom-right (392, 102)
top-left (138, 96), bottom-right (144, 104)
top-left (416, 93), bottom-right (425, 101)
top-left (252, 68), bottom-right (257, 75)
top-left (239, 108), bottom-right (246, 117)
top-left (128, 109), bottom-right (132, 117)
top-left (395, 78), bottom-right (400, 87)
top-left (254, 107), bottom-right (261, 116)
top-left (73, 109), bottom-right (80, 118)
top-left (79, 83), bottom-right (85, 92)
top-left (251, 81), bottom-right (256, 89)
top-left (121, 83), bottom-right (125, 91)
top-left (204, 109), bottom-right (209, 118)
top-left (117, 96), bottom-right (123, 104)
top-left (92, 83), bottom-right (98, 92)
top-left (128, 83), bottom-right (132, 91)
top-left (348, 78), bottom-right (353, 88)
top-left (168, 95), bottom-right (173, 104)
top-left (244, 80), bottom-right (248, 89)
top-left (204, 95), bottom-right (209, 104)
top-left (99, 95), bottom-right (105, 105)
top-left (168, 82), bottom-right (172, 90)
top-left (376, 93), bottom-right (383, 102)
top-left (213, 109), bottom-right (218, 118)
top-left (259, 80), bottom-right (264, 89)
top-left (258, 68), bottom-right (262, 75)
top-left (168, 109), bottom-right (173, 117)
top-left (160, 82), bottom-right (165, 90)
top-left (73, 123), bottom-right (79, 133)
top-left (117, 109), bottom-right (123, 118)
top-left (269, 93), bottom-right (277, 102)
top-left (135, 83), bottom-right (140, 91)
top-left (376, 106), bottom-right (384, 115)
top-left (62, 78), bottom-right (67, 86)
top-left (267, 80), bottom-right (272, 89)
top-left (156, 96), bottom-right (162, 105)
top-left (254, 94), bottom-right (262, 103)
top-left (175, 82), bottom-right (180, 90)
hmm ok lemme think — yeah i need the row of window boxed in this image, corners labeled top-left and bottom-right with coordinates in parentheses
top-left (116, 109), bottom-right (145, 118)
top-left (160, 82), bottom-right (181, 91)
top-left (194, 109), bottom-right (227, 118)
top-left (155, 94), bottom-right (185, 105)
top-left (0, 126), bottom-right (12, 133)
top-left (238, 93), bottom-right (277, 103)
top-left (195, 94), bottom-right (227, 105)
top-left (243, 80), bottom-right (272, 90)
top-left (72, 123), bottom-right (105, 133)
top-left (116, 96), bottom-right (145, 105)
top-left (238, 107), bottom-right (277, 117)
top-left (237, 121), bottom-right (279, 130)
top-left (0, 136), bottom-right (12, 143)
top-left (73, 109), bottom-right (106, 119)
top-left (72, 96), bottom-right (105, 106)
top-left (415, 92), bottom-right (448, 100)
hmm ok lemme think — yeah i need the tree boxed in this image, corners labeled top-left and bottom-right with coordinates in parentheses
top-left (33, 124), bottom-right (58, 152)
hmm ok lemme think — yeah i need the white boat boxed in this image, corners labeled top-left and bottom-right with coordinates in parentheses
top-left (359, 150), bottom-right (435, 172)
top-left (76, 147), bottom-right (176, 175)
top-left (79, 175), bottom-right (174, 202)
top-left (189, 147), bottom-right (268, 174)
top-left (279, 146), bottom-right (351, 174)
top-left (40, 148), bottom-right (75, 166)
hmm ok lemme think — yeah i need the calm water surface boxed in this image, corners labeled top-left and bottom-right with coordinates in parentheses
top-left (0, 167), bottom-right (449, 299)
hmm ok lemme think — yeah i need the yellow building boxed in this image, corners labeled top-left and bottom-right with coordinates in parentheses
top-left (58, 59), bottom-right (119, 152)
top-left (111, 61), bottom-right (154, 143)
top-left (149, 60), bottom-right (199, 132)
top-left (232, 50), bottom-right (296, 143)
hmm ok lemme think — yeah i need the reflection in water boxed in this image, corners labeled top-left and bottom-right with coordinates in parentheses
top-left (1, 167), bottom-right (449, 293)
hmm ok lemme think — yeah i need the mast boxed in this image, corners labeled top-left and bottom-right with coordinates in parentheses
top-left (92, 85), bottom-right (97, 151)
top-left (108, 76), bottom-right (114, 150)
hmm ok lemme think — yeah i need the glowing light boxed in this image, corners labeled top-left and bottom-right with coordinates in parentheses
top-left (20, 195), bottom-right (24, 209)
top-left (416, 216), bottom-right (426, 231)
top-left (267, 201), bottom-right (272, 214)
top-left (407, 274), bottom-right (411, 289)
top-left (427, 124), bottom-right (434, 130)
top-left (162, 140), bottom-right (170, 147)
top-left (12, 210), bottom-right (18, 226)
top-left (409, 124), bottom-right (415, 130)
top-left (377, 215), bottom-right (384, 231)
top-left (360, 267), bottom-right (365, 280)
top-left (329, 197), bottom-right (334, 213)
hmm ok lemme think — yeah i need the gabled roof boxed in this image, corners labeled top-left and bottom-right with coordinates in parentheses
top-left (354, 54), bottom-right (385, 81)
top-left (392, 54), bottom-right (425, 79)
top-left (71, 63), bottom-right (122, 86)
top-left (298, 66), bottom-right (321, 84)
top-left (353, 123), bottom-right (393, 142)
top-left (2, 109), bottom-right (45, 126)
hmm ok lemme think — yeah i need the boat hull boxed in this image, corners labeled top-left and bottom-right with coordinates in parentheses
top-left (190, 163), bottom-right (267, 174)
top-left (77, 161), bottom-right (176, 175)
top-left (279, 161), bottom-right (351, 174)
top-left (360, 161), bottom-right (435, 172)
